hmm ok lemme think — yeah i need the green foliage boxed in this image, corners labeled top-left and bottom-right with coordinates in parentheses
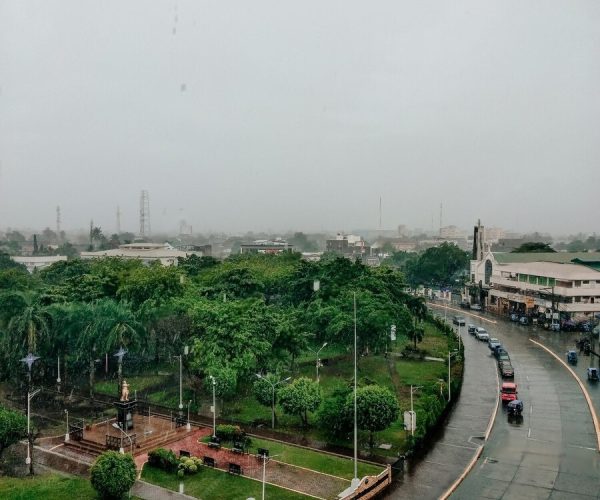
top-left (278, 377), bottom-right (321, 427)
top-left (202, 366), bottom-right (238, 400)
top-left (348, 385), bottom-right (400, 448)
top-left (406, 243), bottom-right (469, 286)
top-left (148, 447), bottom-right (178, 472)
top-left (89, 451), bottom-right (136, 499)
top-left (117, 264), bottom-right (184, 309)
top-left (0, 405), bottom-right (28, 456)
top-left (0, 253), bottom-right (26, 271)
top-left (316, 386), bottom-right (352, 438)
top-left (177, 455), bottom-right (202, 475)
top-left (253, 373), bottom-right (280, 407)
top-left (288, 232), bottom-right (318, 252)
top-left (215, 424), bottom-right (244, 441)
top-left (511, 242), bottom-right (556, 253)
top-left (177, 255), bottom-right (219, 276)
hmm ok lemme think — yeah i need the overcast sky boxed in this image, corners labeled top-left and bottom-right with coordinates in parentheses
top-left (1, 1), bottom-right (599, 235)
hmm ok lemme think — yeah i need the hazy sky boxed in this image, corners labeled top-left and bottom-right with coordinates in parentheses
top-left (1, 1), bottom-right (599, 235)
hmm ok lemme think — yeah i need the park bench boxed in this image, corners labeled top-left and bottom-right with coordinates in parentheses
top-left (179, 450), bottom-right (190, 458)
top-left (203, 456), bottom-right (216, 468)
top-left (208, 437), bottom-right (221, 449)
top-left (228, 463), bottom-right (242, 475)
top-left (232, 441), bottom-right (245, 454)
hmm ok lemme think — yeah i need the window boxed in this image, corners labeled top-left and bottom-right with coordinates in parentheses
top-left (519, 274), bottom-right (528, 282)
top-left (538, 276), bottom-right (548, 286)
top-left (528, 275), bottom-right (537, 285)
top-left (575, 280), bottom-right (581, 287)
top-left (548, 278), bottom-right (556, 286)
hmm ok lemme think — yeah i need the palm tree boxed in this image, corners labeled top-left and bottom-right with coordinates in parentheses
top-left (7, 293), bottom-right (50, 354)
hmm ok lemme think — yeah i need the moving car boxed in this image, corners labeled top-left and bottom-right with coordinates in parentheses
top-left (510, 313), bottom-right (519, 322)
top-left (519, 316), bottom-right (529, 325)
top-left (501, 382), bottom-right (518, 403)
top-left (460, 301), bottom-right (470, 309)
top-left (566, 350), bottom-right (578, 365)
top-left (588, 367), bottom-right (599, 382)
top-left (499, 361), bottom-right (514, 378)
top-left (494, 346), bottom-right (508, 359)
top-left (470, 304), bottom-right (482, 312)
top-left (488, 338), bottom-right (501, 351)
top-left (453, 316), bottom-right (466, 326)
top-left (475, 327), bottom-right (490, 341)
top-left (467, 324), bottom-right (477, 335)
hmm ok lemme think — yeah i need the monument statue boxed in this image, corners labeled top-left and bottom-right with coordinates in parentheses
top-left (120, 380), bottom-right (130, 401)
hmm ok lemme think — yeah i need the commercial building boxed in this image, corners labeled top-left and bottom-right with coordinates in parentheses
top-left (326, 233), bottom-right (372, 261)
top-left (471, 250), bottom-right (600, 320)
top-left (239, 240), bottom-right (294, 254)
top-left (81, 243), bottom-right (205, 266)
top-left (11, 255), bottom-right (67, 273)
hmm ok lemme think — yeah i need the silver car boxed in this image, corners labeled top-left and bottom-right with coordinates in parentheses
top-left (475, 327), bottom-right (490, 341)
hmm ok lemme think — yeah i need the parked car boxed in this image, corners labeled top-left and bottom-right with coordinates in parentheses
top-left (566, 350), bottom-right (578, 365)
top-left (467, 324), bottom-right (477, 335)
top-left (470, 304), bottom-right (482, 312)
top-left (497, 352), bottom-right (511, 364)
top-left (501, 382), bottom-right (518, 403)
top-left (549, 322), bottom-right (560, 332)
top-left (519, 316), bottom-right (529, 325)
top-left (488, 338), bottom-right (501, 351)
top-left (494, 346), bottom-right (508, 359)
top-left (453, 316), bottom-right (466, 326)
top-left (588, 367), bottom-right (599, 382)
top-left (510, 313), bottom-right (519, 322)
top-left (459, 301), bottom-right (470, 309)
top-left (499, 361), bottom-right (514, 378)
top-left (475, 327), bottom-right (490, 341)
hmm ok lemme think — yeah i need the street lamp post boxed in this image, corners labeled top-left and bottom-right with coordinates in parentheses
top-left (56, 355), bottom-right (61, 384)
top-left (409, 385), bottom-right (422, 437)
top-left (186, 400), bottom-right (192, 431)
top-left (256, 374), bottom-right (291, 429)
top-left (64, 409), bottom-right (70, 442)
top-left (209, 375), bottom-right (216, 438)
top-left (20, 353), bottom-right (40, 389)
top-left (448, 352), bottom-right (451, 401)
top-left (175, 355), bottom-right (183, 410)
top-left (26, 388), bottom-right (40, 473)
top-left (352, 292), bottom-right (359, 489)
top-left (260, 452), bottom-right (280, 500)
top-left (307, 342), bottom-right (328, 383)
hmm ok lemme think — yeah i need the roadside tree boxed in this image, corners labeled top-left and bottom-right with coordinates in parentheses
top-left (278, 377), bottom-right (321, 427)
top-left (90, 451), bottom-right (136, 499)
top-left (348, 385), bottom-right (399, 448)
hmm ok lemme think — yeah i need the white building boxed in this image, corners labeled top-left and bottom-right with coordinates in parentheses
top-left (81, 243), bottom-right (204, 266)
top-left (471, 250), bottom-right (600, 320)
top-left (11, 255), bottom-right (68, 273)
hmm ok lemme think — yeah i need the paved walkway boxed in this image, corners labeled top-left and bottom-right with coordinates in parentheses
top-left (132, 480), bottom-right (197, 500)
top-left (387, 315), bottom-right (499, 499)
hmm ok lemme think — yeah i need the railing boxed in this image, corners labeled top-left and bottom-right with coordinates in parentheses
top-left (106, 433), bottom-right (137, 451)
top-left (69, 419), bottom-right (85, 441)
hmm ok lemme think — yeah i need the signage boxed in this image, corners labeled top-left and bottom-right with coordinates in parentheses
top-left (390, 325), bottom-right (397, 341)
top-left (403, 411), bottom-right (416, 432)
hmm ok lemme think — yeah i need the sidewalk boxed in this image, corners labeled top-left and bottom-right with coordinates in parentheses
top-left (388, 329), bottom-right (498, 499)
top-left (132, 480), bottom-right (197, 500)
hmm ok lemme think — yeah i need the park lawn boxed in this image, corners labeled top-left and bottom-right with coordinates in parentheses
top-left (142, 463), bottom-right (308, 500)
top-left (0, 474), bottom-right (96, 500)
top-left (395, 359), bottom-right (447, 387)
top-left (247, 437), bottom-right (384, 479)
top-left (94, 373), bottom-right (173, 396)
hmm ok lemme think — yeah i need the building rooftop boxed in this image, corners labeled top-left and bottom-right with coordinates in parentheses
top-left (494, 252), bottom-right (598, 264)
top-left (496, 261), bottom-right (600, 280)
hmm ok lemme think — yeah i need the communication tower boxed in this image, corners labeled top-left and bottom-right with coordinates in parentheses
top-left (139, 190), bottom-right (151, 238)
top-left (56, 206), bottom-right (61, 242)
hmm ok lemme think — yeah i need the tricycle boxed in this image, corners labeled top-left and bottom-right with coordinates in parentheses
top-left (507, 399), bottom-right (523, 417)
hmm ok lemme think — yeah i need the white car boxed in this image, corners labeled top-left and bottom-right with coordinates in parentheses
top-left (471, 304), bottom-right (482, 311)
top-left (475, 327), bottom-right (490, 341)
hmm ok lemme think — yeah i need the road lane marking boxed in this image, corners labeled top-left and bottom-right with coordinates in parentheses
top-left (529, 338), bottom-right (600, 452)
top-left (527, 428), bottom-right (531, 438)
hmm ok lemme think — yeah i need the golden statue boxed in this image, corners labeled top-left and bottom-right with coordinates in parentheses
top-left (120, 380), bottom-right (130, 401)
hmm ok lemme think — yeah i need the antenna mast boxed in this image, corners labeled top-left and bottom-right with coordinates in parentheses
top-left (139, 190), bottom-right (151, 239)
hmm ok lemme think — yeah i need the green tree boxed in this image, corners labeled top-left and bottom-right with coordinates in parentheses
top-left (407, 243), bottom-right (469, 286)
top-left (117, 264), bottom-right (184, 310)
top-left (0, 404), bottom-right (27, 458)
top-left (316, 386), bottom-right (352, 438)
top-left (90, 451), bottom-right (136, 499)
top-left (512, 242), bottom-right (556, 253)
top-left (278, 377), bottom-right (321, 427)
top-left (7, 294), bottom-right (51, 354)
top-left (347, 385), bottom-right (399, 448)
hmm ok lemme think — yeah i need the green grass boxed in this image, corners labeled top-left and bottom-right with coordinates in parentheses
top-left (142, 463), bottom-right (308, 500)
top-left (0, 474), bottom-right (97, 500)
top-left (94, 373), bottom-right (172, 396)
top-left (395, 359), bottom-right (447, 386)
top-left (247, 437), bottom-right (384, 479)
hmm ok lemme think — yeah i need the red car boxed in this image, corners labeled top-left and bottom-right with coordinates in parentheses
top-left (501, 382), bottom-right (518, 403)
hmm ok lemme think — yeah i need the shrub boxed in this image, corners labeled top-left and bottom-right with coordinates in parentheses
top-left (148, 448), bottom-right (178, 472)
top-left (178, 455), bottom-right (202, 475)
top-left (216, 424), bottom-right (243, 442)
top-left (90, 451), bottom-right (136, 499)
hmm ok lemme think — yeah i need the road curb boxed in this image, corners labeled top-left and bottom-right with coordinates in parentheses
top-left (529, 338), bottom-right (600, 452)
top-left (438, 346), bottom-right (500, 500)
top-left (428, 303), bottom-right (497, 325)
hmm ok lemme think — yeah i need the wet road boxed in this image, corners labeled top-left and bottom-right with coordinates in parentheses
top-left (453, 317), bottom-right (600, 499)
top-left (388, 310), bottom-right (498, 499)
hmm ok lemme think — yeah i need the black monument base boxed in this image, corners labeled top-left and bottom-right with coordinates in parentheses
top-left (114, 400), bottom-right (137, 431)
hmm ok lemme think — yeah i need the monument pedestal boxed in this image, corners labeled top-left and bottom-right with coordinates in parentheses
top-left (114, 400), bottom-right (137, 431)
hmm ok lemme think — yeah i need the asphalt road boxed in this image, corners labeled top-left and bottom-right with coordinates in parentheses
top-left (388, 312), bottom-right (498, 499)
top-left (453, 317), bottom-right (600, 499)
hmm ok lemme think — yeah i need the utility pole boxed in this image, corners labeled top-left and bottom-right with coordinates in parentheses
top-left (448, 352), bottom-right (451, 401)
top-left (56, 206), bottom-right (61, 243)
top-left (116, 206), bottom-right (121, 235)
